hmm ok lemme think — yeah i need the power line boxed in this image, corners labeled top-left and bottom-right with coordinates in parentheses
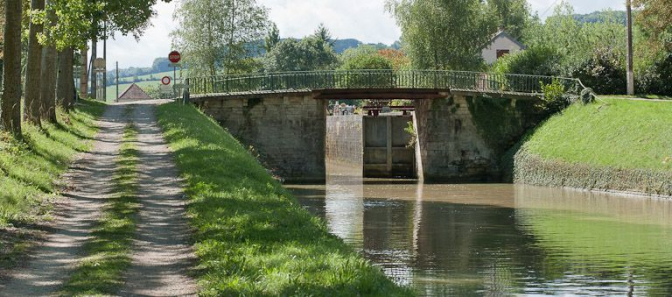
top-left (540, 0), bottom-right (562, 18)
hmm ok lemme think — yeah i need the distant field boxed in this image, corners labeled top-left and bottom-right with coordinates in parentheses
top-left (102, 69), bottom-right (188, 101)
top-left (105, 81), bottom-right (162, 102)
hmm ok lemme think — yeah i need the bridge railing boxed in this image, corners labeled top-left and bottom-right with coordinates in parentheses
top-left (187, 70), bottom-right (584, 97)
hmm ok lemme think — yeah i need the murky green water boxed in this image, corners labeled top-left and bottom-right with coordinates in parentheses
top-left (286, 170), bottom-right (672, 296)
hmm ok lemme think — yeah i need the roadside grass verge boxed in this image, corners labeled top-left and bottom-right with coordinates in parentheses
top-left (60, 114), bottom-right (140, 296)
top-left (512, 98), bottom-right (672, 195)
top-left (0, 99), bottom-right (106, 269)
top-left (157, 103), bottom-right (413, 296)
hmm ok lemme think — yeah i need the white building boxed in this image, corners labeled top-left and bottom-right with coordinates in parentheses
top-left (481, 31), bottom-right (526, 64)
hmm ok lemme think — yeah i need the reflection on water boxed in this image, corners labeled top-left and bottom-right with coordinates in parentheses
top-left (287, 163), bottom-right (672, 296)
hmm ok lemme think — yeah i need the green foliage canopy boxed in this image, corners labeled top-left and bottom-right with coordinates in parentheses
top-left (172, 0), bottom-right (270, 76)
top-left (338, 45), bottom-right (393, 70)
top-left (386, 0), bottom-right (496, 70)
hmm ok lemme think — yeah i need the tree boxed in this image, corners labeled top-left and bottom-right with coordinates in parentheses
top-left (24, 0), bottom-right (46, 124)
top-left (40, 0), bottom-right (58, 122)
top-left (314, 23), bottom-right (335, 47)
top-left (378, 48), bottom-right (411, 70)
top-left (172, 0), bottom-right (270, 76)
top-left (264, 23), bottom-right (280, 53)
top-left (486, 0), bottom-right (530, 39)
top-left (1, 0), bottom-right (22, 136)
top-left (263, 37), bottom-right (338, 72)
top-left (386, 0), bottom-right (496, 70)
top-left (522, 3), bottom-right (626, 76)
top-left (56, 47), bottom-right (75, 111)
top-left (633, 0), bottom-right (672, 50)
top-left (339, 45), bottom-right (393, 70)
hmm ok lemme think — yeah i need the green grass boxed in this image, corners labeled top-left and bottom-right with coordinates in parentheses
top-left (0, 99), bottom-right (106, 269)
top-left (600, 94), bottom-right (672, 100)
top-left (156, 103), bottom-right (413, 296)
top-left (0, 100), bottom-right (106, 226)
top-left (60, 114), bottom-right (140, 296)
top-left (522, 98), bottom-right (672, 171)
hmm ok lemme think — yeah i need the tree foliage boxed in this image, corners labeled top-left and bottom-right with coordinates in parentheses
top-left (493, 45), bottom-right (562, 76)
top-left (633, 0), bottom-right (672, 50)
top-left (263, 37), bottom-right (338, 72)
top-left (172, 0), bottom-right (269, 76)
top-left (339, 45), bottom-right (392, 70)
top-left (486, 0), bottom-right (530, 39)
top-left (264, 23), bottom-right (280, 53)
top-left (386, 0), bottom-right (496, 70)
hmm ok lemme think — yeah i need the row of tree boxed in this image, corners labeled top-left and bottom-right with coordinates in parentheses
top-left (171, 0), bottom-right (409, 76)
top-left (0, 0), bottom-right (167, 138)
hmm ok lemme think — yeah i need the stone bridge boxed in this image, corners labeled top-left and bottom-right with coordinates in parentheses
top-left (185, 70), bottom-right (589, 182)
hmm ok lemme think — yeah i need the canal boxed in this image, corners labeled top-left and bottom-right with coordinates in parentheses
top-left (286, 165), bottom-right (672, 296)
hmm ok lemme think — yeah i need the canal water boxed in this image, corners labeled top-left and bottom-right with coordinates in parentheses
top-left (286, 165), bottom-right (672, 296)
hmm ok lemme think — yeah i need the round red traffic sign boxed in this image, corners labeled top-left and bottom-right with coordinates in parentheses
top-left (168, 51), bottom-right (181, 63)
top-left (161, 76), bottom-right (171, 85)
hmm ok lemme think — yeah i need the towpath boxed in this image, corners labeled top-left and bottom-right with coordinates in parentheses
top-left (0, 101), bottom-right (198, 296)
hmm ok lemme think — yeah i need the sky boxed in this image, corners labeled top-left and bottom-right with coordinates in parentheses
top-left (101, 0), bottom-right (625, 69)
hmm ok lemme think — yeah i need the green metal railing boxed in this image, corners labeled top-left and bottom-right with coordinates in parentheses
top-left (186, 70), bottom-right (585, 97)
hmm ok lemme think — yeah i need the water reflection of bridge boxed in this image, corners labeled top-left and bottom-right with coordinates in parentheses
top-left (288, 167), bottom-right (672, 295)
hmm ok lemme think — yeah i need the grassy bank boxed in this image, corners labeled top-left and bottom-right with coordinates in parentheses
top-left (156, 103), bottom-right (412, 296)
top-left (512, 98), bottom-right (672, 195)
top-left (0, 100), bottom-right (106, 269)
top-left (61, 115), bottom-right (140, 295)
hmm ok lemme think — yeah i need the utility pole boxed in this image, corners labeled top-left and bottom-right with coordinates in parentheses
top-left (103, 20), bottom-right (107, 102)
top-left (116, 61), bottom-right (119, 101)
top-left (626, 0), bottom-right (635, 95)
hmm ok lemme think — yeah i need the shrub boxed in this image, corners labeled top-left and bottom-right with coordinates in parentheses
top-left (492, 45), bottom-right (563, 76)
top-left (540, 79), bottom-right (570, 112)
top-left (571, 48), bottom-right (626, 95)
top-left (636, 53), bottom-right (672, 95)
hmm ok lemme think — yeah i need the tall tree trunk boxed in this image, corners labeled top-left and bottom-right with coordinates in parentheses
top-left (24, 0), bottom-right (45, 125)
top-left (80, 47), bottom-right (88, 99)
top-left (40, 0), bottom-right (58, 123)
top-left (56, 48), bottom-right (75, 112)
top-left (1, 0), bottom-right (23, 136)
top-left (90, 37), bottom-right (97, 99)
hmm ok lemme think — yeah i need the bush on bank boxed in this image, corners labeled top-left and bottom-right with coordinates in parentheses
top-left (510, 98), bottom-right (672, 196)
top-left (156, 103), bottom-right (412, 296)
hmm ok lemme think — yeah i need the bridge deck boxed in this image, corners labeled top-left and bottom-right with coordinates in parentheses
top-left (186, 70), bottom-right (587, 101)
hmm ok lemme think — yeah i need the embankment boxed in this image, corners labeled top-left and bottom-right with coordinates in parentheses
top-left (156, 103), bottom-right (412, 296)
top-left (0, 100), bottom-right (106, 269)
top-left (510, 98), bottom-right (672, 196)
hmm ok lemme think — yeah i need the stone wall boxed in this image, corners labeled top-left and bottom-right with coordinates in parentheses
top-left (414, 94), bottom-right (538, 181)
top-left (195, 93), bottom-right (326, 182)
top-left (326, 115), bottom-right (363, 168)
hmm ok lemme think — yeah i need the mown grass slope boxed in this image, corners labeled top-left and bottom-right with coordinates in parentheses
top-left (513, 98), bottom-right (672, 195)
top-left (157, 103), bottom-right (413, 296)
top-left (522, 98), bottom-right (672, 171)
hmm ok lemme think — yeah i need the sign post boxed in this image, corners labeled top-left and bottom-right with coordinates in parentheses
top-left (169, 51), bottom-right (181, 98)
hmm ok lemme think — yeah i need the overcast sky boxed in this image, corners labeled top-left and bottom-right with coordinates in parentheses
top-left (101, 0), bottom-right (625, 69)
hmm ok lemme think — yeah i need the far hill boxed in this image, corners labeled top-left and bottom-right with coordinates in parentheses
top-left (572, 10), bottom-right (626, 25)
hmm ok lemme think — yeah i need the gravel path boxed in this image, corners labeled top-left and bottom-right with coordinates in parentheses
top-left (0, 104), bottom-right (126, 297)
top-left (118, 101), bottom-right (198, 296)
